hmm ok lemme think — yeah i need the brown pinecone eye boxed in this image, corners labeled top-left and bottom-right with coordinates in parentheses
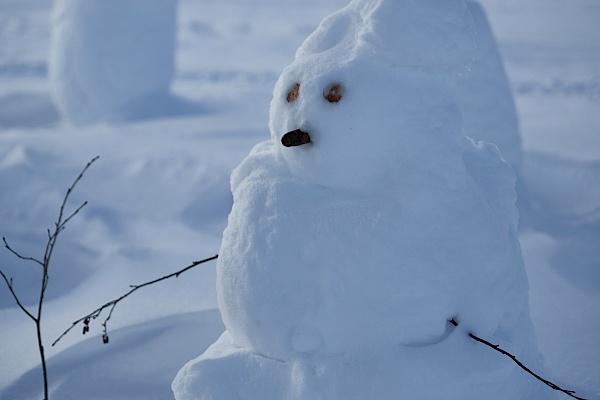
top-left (287, 83), bottom-right (300, 103)
top-left (323, 83), bottom-right (343, 103)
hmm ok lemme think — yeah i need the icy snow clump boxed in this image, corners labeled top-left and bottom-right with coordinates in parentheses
top-left (173, 0), bottom-right (551, 398)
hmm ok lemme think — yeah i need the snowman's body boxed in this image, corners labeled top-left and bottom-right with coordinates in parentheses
top-left (219, 109), bottom-right (526, 360)
top-left (173, 0), bottom-right (551, 398)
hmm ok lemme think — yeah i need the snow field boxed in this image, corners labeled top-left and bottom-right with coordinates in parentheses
top-left (0, 0), bottom-right (598, 398)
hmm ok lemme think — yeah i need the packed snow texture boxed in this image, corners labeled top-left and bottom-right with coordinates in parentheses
top-left (172, 1), bottom-right (549, 398)
top-left (48, 0), bottom-right (180, 124)
top-left (457, 0), bottom-right (522, 173)
top-left (1, 0), bottom-right (599, 398)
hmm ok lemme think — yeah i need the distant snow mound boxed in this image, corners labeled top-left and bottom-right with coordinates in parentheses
top-left (48, 0), bottom-right (183, 125)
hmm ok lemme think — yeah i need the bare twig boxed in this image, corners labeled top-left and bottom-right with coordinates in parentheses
top-left (0, 156), bottom-right (99, 400)
top-left (0, 268), bottom-right (37, 321)
top-left (52, 254), bottom-right (219, 347)
top-left (3, 237), bottom-right (44, 267)
top-left (449, 319), bottom-right (587, 400)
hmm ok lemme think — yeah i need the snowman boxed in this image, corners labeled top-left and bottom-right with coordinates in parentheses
top-left (174, 0), bottom-right (551, 398)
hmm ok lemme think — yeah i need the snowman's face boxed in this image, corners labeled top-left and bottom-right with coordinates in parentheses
top-left (269, 55), bottom-right (462, 195)
top-left (279, 81), bottom-right (343, 147)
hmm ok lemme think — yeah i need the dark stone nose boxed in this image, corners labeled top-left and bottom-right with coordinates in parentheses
top-left (281, 129), bottom-right (311, 147)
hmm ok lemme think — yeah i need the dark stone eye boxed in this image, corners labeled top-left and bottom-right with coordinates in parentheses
top-left (323, 83), bottom-right (343, 103)
top-left (287, 83), bottom-right (300, 103)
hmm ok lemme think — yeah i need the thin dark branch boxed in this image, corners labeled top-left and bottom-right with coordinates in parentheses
top-left (0, 269), bottom-right (37, 321)
top-left (1, 156), bottom-right (100, 400)
top-left (59, 201), bottom-right (88, 230)
top-left (52, 254), bottom-right (218, 346)
top-left (3, 237), bottom-right (44, 267)
top-left (43, 156), bottom-right (99, 271)
top-left (56, 156), bottom-right (99, 230)
top-left (449, 319), bottom-right (587, 400)
top-left (468, 334), bottom-right (587, 400)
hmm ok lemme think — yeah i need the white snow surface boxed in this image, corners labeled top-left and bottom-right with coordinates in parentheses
top-left (0, 0), bottom-right (599, 399)
top-left (457, 0), bottom-right (522, 172)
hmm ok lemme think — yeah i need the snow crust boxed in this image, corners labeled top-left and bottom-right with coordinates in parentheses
top-left (173, 0), bottom-right (549, 398)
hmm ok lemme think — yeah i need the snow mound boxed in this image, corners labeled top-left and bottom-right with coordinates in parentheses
top-left (48, 0), bottom-right (187, 125)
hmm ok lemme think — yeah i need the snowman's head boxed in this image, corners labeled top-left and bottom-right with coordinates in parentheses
top-left (269, 0), bottom-right (475, 194)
